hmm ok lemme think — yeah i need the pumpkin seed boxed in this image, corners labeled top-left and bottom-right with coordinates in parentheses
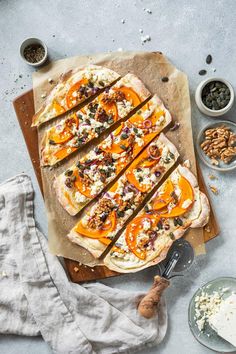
top-left (199, 69), bottom-right (207, 76)
top-left (201, 81), bottom-right (231, 110)
top-left (206, 54), bottom-right (212, 64)
top-left (168, 232), bottom-right (175, 240)
top-left (119, 144), bottom-right (127, 150)
top-left (121, 133), bottom-right (128, 140)
top-left (161, 76), bottom-right (169, 82)
top-left (117, 210), bottom-right (125, 217)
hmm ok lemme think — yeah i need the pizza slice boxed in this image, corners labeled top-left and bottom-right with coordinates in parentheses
top-left (40, 73), bottom-right (151, 166)
top-left (32, 65), bottom-right (120, 127)
top-left (54, 94), bottom-right (172, 215)
top-left (103, 165), bottom-right (210, 273)
top-left (67, 133), bottom-right (179, 258)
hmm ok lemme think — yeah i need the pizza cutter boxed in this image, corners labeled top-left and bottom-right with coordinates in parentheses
top-left (138, 239), bottom-right (194, 318)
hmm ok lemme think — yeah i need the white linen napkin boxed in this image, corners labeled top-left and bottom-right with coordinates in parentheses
top-left (0, 174), bottom-right (167, 354)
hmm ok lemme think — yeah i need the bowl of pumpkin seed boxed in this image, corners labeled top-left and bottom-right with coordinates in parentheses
top-left (195, 78), bottom-right (234, 117)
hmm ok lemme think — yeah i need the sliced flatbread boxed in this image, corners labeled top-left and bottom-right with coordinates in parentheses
top-left (103, 165), bottom-right (210, 273)
top-left (67, 133), bottom-right (179, 258)
top-left (32, 65), bottom-right (120, 127)
top-left (54, 94), bottom-right (172, 216)
top-left (40, 73), bottom-right (151, 166)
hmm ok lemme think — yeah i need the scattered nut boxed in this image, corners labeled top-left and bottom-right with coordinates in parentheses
top-left (74, 266), bottom-right (79, 273)
top-left (208, 174), bottom-right (217, 180)
top-left (209, 185), bottom-right (219, 195)
top-left (200, 125), bottom-right (236, 164)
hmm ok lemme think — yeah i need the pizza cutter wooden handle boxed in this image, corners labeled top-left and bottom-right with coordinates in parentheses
top-left (138, 275), bottom-right (170, 319)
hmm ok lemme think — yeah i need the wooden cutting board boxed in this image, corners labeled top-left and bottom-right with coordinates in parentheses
top-left (13, 89), bottom-right (220, 283)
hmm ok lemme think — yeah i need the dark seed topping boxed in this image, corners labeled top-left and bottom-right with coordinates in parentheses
top-left (121, 133), bottom-right (128, 140)
top-left (161, 76), bottom-right (169, 82)
top-left (206, 54), bottom-right (212, 64)
top-left (119, 144), bottom-right (127, 150)
top-left (157, 220), bottom-right (163, 229)
top-left (174, 217), bottom-right (183, 226)
top-left (23, 44), bottom-right (45, 63)
top-left (49, 139), bottom-right (56, 145)
top-left (65, 170), bottom-right (73, 177)
top-left (202, 81), bottom-right (231, 110)
top-left (169, 232), bottom-right (175, 240)
top-left (98, 81), bottom-right (105, 87)
top-left (199, 69), bottom-right (207, 76)
top-left (117, 210), bottom-right (125, 217)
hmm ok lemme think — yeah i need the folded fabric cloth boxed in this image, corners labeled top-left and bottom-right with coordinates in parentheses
top-left (0, 174), bottom-right (167, 354)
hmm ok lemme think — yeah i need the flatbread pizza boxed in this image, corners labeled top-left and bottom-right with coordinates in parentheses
top-left (67, 133), bottom-right (179, 258)
top-left (53, 94), bottom-right (172, 215)
top-left (40, 73), bottom-right (151, 165)
top-left (103, 165), bottom-right (210, 273)
top-left (32, 65), bottom-right (120, 127)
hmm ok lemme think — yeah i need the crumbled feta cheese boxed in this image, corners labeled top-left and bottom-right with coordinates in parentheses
top-left (194, 290), bottom-right (223, 332)
top-left (182, 199), bottom-right (192, 209)
top-left (135, 137), bottom-right (144, 147)
top-left (75, 192), bottom-right (88, 204)
top-left (143, 219), bottom-right (151, 230)
top-left (116, 100), bottom-right (132, 117)
top-left (112, 152), bottom-right (121, 160)
top-left (101, 135), bottom-right (113, 149)
top-left (90, 180), bottom-right (104, 196)
top-left (123, 192), bottom-right (134, 201)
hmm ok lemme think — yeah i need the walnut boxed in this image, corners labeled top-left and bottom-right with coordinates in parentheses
top-left (87, 198), bottom-right (114, 229)
top-left (200, 125), bottom-right (236, 165)
top-left (102, 90), bottom-right (126, 104)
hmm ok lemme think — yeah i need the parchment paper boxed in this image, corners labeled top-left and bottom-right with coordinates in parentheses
top-left (33, 51), bottom-right (205, 267)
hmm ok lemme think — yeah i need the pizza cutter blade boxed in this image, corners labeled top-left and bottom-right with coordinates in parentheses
top-left (138, 239), bottom-right (194, 319)
top-left (161, 239), bottom-right (195, 276)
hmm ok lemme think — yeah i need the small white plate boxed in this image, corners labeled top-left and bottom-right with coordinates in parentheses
top-left (196, 120), bottom-right (236, 172)
top-left (189, 277), bottom-right (236, 353)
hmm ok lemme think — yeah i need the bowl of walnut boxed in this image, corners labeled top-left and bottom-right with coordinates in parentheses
top-left (196, 120), bottom-right (236, 171)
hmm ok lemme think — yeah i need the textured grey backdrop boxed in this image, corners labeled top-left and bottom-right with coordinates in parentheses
top-left (0, 0), bottom-right (236, 353)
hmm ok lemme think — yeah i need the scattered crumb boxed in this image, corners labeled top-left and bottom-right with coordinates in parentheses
top-left (143, 8), bottom-right (152, 14)
top-left (139, 28), bottom-right (143, 33)
top-left (212, 68), bottom-right (216, 72)
top-left (209, 185), bottom-right (219, 195)
top-left (91, 268), bottom-right (95, 272)
top-left (141, 35), bottom-right (151, 44)
top-left (208, 174), bottom-right (217, 180)
top-left (204, 224), bottom-right (211, 233)
top-left (183, 159), bottom-right (191, 168)
top-left (121, 19), bottom-right (125, 24)
top-left (48, 78), bottom-right (54, 84)
top-left (0, 271), bottom-right (7, 278)
top-left (74, 267), bottom-right (79, 272)
top-left (211, 158), bottom-right (219, 166)
top-left (41, 92), bottom-right (46, 99)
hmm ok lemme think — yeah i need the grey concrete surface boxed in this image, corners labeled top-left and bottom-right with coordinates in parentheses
top-left (0, 0), bottom-right (236, 353)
